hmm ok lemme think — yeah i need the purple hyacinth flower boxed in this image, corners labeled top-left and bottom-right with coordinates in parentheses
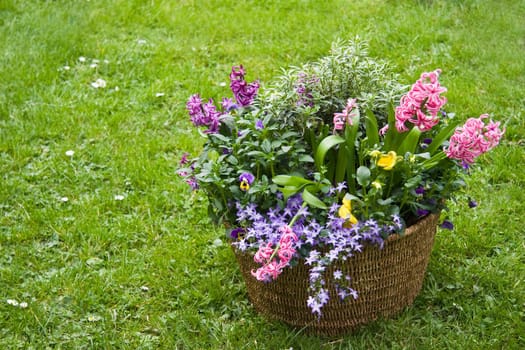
top-left (185, 177), bottom-right (199, 191)
top-left (468, 199), bottom-right (478, 208)
top-left (179, 152), bottom-right (190, 165)
top-left (186, 94), bottom-right (203, 116)
top-left (229, 65), bottom-right (260, 107)
top-left (255, 119), bottom-right (264, 130)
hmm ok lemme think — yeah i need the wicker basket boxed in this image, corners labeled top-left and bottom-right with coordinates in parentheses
top-left (232, 213), bottom-right (440, 336)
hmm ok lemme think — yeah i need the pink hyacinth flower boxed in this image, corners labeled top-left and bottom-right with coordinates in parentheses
top-left (251, 225), bottom-right (299, 282)
top-left (445, 114), bottom-right (504, 165)
top-left (333, 98), bottom-right (358, 133)
top-left (395, 69), bottom-right (447, 132)
top-left (253, 242), bottom-right (274, 264)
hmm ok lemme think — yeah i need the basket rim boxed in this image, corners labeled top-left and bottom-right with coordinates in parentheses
top-left (384, 212), bottom-right (440, 243)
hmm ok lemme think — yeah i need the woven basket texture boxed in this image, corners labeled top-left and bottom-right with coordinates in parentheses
top-left (233, 213), bottom-right (440, 336)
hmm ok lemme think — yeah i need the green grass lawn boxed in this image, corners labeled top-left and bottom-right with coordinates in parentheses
top-left (1, 0), bottom-right (524, 348)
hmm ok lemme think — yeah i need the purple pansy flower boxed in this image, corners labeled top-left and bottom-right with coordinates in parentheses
top-left (440, 220), bottom-right (454, 230)
top-left (187, 95), bottom-right (222, 134)
top-left (230, 228), bottom-right (246, 240)
top-left (415, 186), bottom-right (425, 195)
top-left (416, 208), bottom-right (430, 217)
top-left (239, 172), bottom-right (255, 191)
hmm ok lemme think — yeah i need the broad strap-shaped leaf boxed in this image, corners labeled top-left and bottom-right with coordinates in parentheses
top-left (344, 119), bottom-right (360, 193)
top-left (365, 109), bottom-right (379, 148)
top-left (397, 126), bottom-right (422, 156)
top-left (314, 135), bottom-right (345, 169)
top-left (425, 120), bottom-right (459, 155)
top-left (383, 104), bottom-right (396, 150)
top-left (335, 144), bottom-right (348, 185)
top-left (421, 151), bottom-right (448, 170)
top-left (383, 104), bottom-right (411, 152)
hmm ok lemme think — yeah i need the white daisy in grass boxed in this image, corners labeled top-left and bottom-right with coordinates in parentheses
top-left (65, 150), bottom-right (75, 157)
top-left (91, 79), bottom-right (107, 89)
top-left (6, 299), bottom-right (18, 306)
top-left (114, 194), bottom-right (125, 201)
top-left (87, 314), bottom-right (102, 322)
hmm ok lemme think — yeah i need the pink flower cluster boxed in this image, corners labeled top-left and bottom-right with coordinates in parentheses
top-left (445, 114), bottom-right (505, 165)
top-left (395, 69), bottom-right (447, 132)
top-left (251, 225), bottom-right (298, 282)
top-left (333, 98), bottom-right (358, 133)
top-left (229, 65), bottom-right (260, 107)
top-left (186, 94), bottom-right (221, 134)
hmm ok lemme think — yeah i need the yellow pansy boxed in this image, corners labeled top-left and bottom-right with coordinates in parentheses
top-left (377, 151), bottom-right (398, 170)
top-left (240, 180), bottom-right (250, 191)
top-left (338, 198), bottom-right (358, 227)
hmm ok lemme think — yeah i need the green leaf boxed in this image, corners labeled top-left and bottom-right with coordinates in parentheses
top-left (280, 186), bottom-right (301, 199)
top-left (425, 120), bottom-right (459, 155)
top-left (246, 150), bottom-right (266, 157)
top-left (298, 155), bottom-right (315, 163)
top-left (421, 151), bottom-right (448, 170)
top-left (208, 133), bottom-right (231, 143)
top-left (344, 192), bottom-right (361, 203)
top-left (272, 175), bottom-right (313, 187)
top-left (383, 104), bottom-right (396, 150)
top-left (261, 139), bottom-right (272, 153)
top-left (335, 144), bottom-right (348, 185)
top-left (226, 156), bottom-right (238, 165)
top-left (344, 122), bottom-right (359, 193)
top-left (365, 109), bottom-right (379, 148)
top-left (356, 166), bottom-right (371, 187)
top-left (404, 175), bottom-right (422, 189)
top-left (383, 104), bottom-right (412, 152)
top-left (397, 127), bottom-right (421, 155)
top-left (377, 198), bottom-right (394, 205)
top-left (314, 135), bottom-right (345, 169)
top-left (302, 187), bottom-right (327, 209)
